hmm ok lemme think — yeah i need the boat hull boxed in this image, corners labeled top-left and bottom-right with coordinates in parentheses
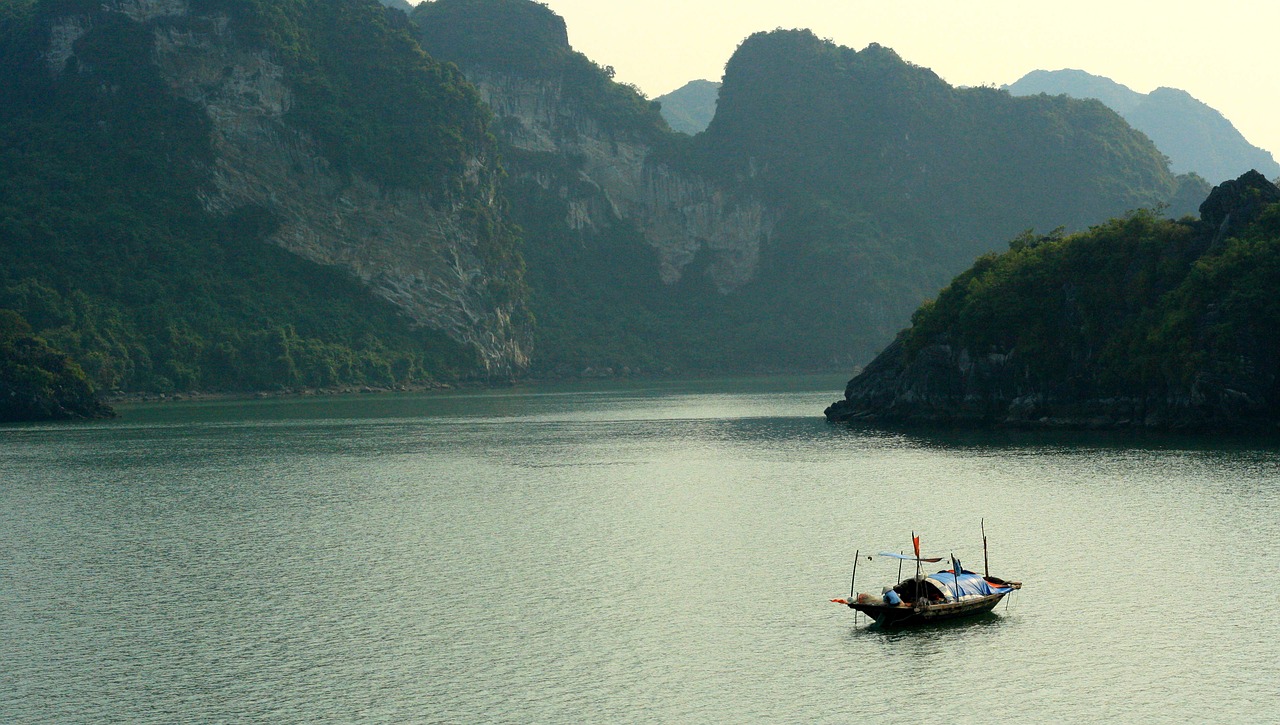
top-left (850, 592), bottom-right (1009, 627)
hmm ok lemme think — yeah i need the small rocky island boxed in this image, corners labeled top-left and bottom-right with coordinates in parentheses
top-left (826, 171), bottom-right (1280, 431)
top-left (0, 310), bottom-right (114, 422)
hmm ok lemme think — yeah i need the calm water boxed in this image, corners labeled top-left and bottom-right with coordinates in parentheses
top-left (2, 376), bottom-right (1278, 722)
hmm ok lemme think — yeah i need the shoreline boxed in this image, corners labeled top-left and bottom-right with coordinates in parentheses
top-left (103, 380), bottom-right (473, 405)
top-left (103, 369), bottom-right (855, 406)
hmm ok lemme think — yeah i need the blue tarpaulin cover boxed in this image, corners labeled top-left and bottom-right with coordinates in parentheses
top-left (925, 571), bottom-right (1014, 603)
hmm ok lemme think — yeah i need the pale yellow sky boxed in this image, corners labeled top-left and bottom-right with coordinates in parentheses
top-left (511, 0), bottom-right (1279, 162)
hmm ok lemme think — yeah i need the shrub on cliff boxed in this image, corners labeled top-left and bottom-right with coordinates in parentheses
top-left (0, 309), bottom-right (113, 421)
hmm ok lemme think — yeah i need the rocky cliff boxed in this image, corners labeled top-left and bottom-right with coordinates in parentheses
top-left (824, 336), bottom-right (1271, 430)
top-left (415, 5), bottom-right (1217, 376)
top-left (826, 172), bottom-right (1280, 431)
top-left (9, 0), bottom-right (1230, 388)
top-left (412, 0), bottom-right (781, 376)
top-left (41, 0), bottom-right (530, 376)
top-left (459, 68), bottom-right (771, 293)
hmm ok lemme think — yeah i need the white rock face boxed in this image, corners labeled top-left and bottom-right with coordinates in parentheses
top-left (466, 70), bottom-right (773, 294)
top-left (45, 15), bottom-right (91, 76)
top-left (103, 0), bottom-right (190, 23)
top-left (47, 4), bottom-right (530, 375)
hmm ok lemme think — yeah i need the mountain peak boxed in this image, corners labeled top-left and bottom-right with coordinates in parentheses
top-left (654, 79), bottom-right (720, 135)
top-left (1005, 68), bottom-right (1141, 113)
top-left (1006, 68), bottom-right (1279, 182)
top-left (413, 0), bottom-right (570, 75)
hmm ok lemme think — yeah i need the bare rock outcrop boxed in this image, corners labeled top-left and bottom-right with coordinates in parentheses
top-left (47, 3), bottom-right (530, 376)
top-left (465, 69), bottom-right (773, 294)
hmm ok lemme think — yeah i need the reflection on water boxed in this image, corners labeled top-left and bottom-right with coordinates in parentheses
top-left (1, 375), bottom-right (1277, 722)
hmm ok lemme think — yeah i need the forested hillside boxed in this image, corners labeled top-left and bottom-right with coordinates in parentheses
top-left (0, 0), bottom-right (527, 401)
top-left (826, 172), bottom-right (1280, 430)
top-left (0, 309), bottom-right (114, 421)
top-left (0, 0), bottom-right (1223, 411)
top-left (699, 31), bottom-right (1205, 260)
top-left (414, 7), bottom-right (1208, 375)
top-left (690, 30), bottom-right (1208, 367)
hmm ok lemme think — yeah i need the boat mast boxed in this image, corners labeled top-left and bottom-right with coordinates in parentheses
top-left (913, 532), bottom-right (925, 611)
top-left (849, 548), bottom-right (859, 601)
top-left (981, 519), bottom-right (990, 579)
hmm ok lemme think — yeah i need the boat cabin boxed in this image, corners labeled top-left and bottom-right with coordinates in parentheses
top-left (893, 569), bottom-right (1012, 605)
top-left (892, 575), bottom-right (948, 605)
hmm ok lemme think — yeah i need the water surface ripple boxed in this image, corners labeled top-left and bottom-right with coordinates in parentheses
top-left (2, 377), bottom-right (1277, 722)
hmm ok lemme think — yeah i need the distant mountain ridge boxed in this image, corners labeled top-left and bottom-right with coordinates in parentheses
top-left (1006, 69), bottom-right (1280, 183)
top-left (0, 0), bottom-right (1220, 394)
top-left (411, 5), bottom-right (1206, 374)
top-left (655, 79), bottom-right (720, 134)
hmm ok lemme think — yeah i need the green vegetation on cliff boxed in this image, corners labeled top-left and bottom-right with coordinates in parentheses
top-left (904, 177), bottom-right (1280, 390)
top-left (902, 210), bottom-right (1203, 388)
top-left (0, 309), bottom-right (113, 421)
top-left (412, 9), bottom-right (1212, 377)
top-left (692, 29), bottom-right (1207, 368)
top-left (0, 0), bottom-right (514, 394)
top-left (200, 0), bottom-right (493, 192)
top-left (832, 172), bottom-right (1280, 429)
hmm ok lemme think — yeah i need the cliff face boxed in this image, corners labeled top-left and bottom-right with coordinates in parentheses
top-left (826, 172), bottom-right (1280, 432)
top-left (44, 0), bottom-right (529, 376)
top-left (413, 6), bottom-right (1216, 375)
top-left (463, 68), bottom-right (772, 294)
top-left (824, 338), bottom-right (1272, 430)
top-left (411, 0), bottom-right (786, 375)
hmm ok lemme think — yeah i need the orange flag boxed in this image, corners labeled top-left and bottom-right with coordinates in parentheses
top-left (912, 533), bottom-right (921, 558)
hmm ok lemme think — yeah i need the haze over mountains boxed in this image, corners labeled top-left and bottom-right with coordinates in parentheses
top-left (0, 0), bottom-right (1220, 415)
top-left (658, 68), bottom-right (1279, 187)
top-left (1005, 69), bottom-right (1280, 183)
top-left (413, 2), bottom-right (1202, 375)
top-left (655, 79), bottom-right (720, 135)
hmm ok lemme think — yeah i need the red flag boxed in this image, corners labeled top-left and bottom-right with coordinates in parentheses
top-left (912, 533), bottom-right (921, 558)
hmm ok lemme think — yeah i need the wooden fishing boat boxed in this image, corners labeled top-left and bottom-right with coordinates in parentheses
top-left (834, 569), bottom-right (1022, 626)
top-left (831, 526), bottom-right (1022, 627)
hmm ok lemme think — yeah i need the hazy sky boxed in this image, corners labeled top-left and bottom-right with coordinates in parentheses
top-left (466, 0), bottom-right (1280, 162)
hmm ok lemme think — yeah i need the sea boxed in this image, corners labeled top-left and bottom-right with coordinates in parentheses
top-left (2, 375), bottom-right (1277, 723)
